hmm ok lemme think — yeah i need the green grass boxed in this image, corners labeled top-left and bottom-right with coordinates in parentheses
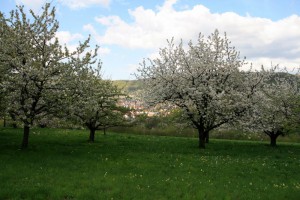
top-left (111, 126), bottom-right (300, 143)
top-left (0, 128), bottom-right (300, 199)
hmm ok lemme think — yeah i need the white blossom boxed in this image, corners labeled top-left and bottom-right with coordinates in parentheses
top-left (136, 30), bottom-right (263, 148)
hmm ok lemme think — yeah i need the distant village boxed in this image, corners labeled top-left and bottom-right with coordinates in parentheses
top-left (118, 97), bottom-right (159, 118)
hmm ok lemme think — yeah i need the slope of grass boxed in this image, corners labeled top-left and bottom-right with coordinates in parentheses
top-left (113, 80), bottom-right (142, 93)
top-left (0, 127), bottom-right (300, 199)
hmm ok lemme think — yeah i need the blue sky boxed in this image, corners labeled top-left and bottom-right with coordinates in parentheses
top-left (1, 0), bottom-right (300, 79)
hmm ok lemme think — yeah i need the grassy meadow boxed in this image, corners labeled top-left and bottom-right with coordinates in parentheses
top-left (0, 127), bottom-right (300, 199)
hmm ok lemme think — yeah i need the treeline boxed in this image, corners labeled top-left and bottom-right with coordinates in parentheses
top-left (136, 30), bottom-right (300, 148)
top-left (1, 3), bottom-right (299, 150)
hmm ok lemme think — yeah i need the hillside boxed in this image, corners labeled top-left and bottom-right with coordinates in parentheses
top-left (113, 80), bottom-right (143, 94)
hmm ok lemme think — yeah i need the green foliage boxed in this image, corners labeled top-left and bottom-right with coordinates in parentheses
top-left (0, 3), bottom-right (119, 147)
top-left (0, 3), bottom-right (96, 148)
top-left (66, 68), bottom-right (129, 140)
top-left (132, 114), bottom-right (161, 129)
top-left (1, 128), bottom-right (300, 199)
top-left (137, 30), bottom-right (264, 148)
top-left (113, 80), bottom-right (143, 93)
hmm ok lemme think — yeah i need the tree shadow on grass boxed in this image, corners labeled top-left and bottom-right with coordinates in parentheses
top-left (1, 128), bottom-right (300, 162)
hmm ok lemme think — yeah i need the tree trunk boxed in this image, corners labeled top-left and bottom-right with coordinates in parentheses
top-left (89, 128), bottom-right (95, 142)
top-left (264, 130), bottom-right (279, 147)
top-left (205, 131), bottom-right (209, 143)
top-left (21, 125), bottom-right (30, 149)
top-left (3, 116), bottom-right (6, 127)
top-left (198, 129), bottom-right (206, 149)
top-left (12, 121), bottom-right (17, 128)
top-left (10, 113), bottom-right (17, 128)
top-left (270, 134), bottom-right (278, 147)
top-left (103, 127), bottom-right (106, 135)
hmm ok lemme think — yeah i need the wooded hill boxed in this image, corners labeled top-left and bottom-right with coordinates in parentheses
top-left (113, 72), bottom-right (300, 94)
top-left (113, 80), bottom-right (143, 94)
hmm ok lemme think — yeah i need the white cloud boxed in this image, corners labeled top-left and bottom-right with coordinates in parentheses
top-left (15, 0), bottom-right (110, 10)
top-left (55, 30), bottom-right (110, 60)
top-left (56, 31), bottom-right (84, 44)
top-left (15, 0), bottom-right (48, 11)
top-left (55, 31), bottom-right (84, 52)
top-left (95, 0), bottom-right (300, 68)
top-left (58, 0), bottom-right (110, 9)
top-left (83, 24), bottom-right (96, 33)
top-left (247, 57), bottom-right (300, 72)
top-left (83, 24), bottom-right (111, 55)
top-left (83, 23), bottom-right (102, 42)
top-left (98, 47), bottom-right (111, 55)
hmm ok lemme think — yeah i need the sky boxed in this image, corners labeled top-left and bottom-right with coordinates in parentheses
top-left (1, 0), bottom-right (300, 80)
